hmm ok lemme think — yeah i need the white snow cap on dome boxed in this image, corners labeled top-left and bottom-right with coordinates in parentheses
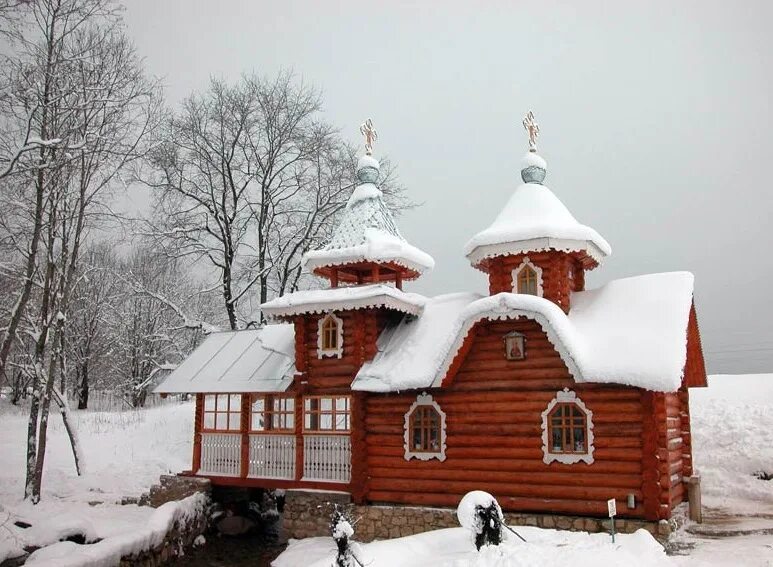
top-left (464, 181), bottom-right (611, 265)
top-left (302, 152), bottom-right (434, 274)
top-left (357, 154), bottom-right (379, 171)
top-left (521, 151), bottom-right (547, 170)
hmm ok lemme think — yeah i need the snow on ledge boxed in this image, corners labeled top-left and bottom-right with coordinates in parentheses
top-left (24, 493), bottom-right (207, 566)
top-left (303, 228), bottom-right (435, 275)
top-left (261, 284), bottom-right (427, 320)
top-left (354, 272), bottom-right (695, 393)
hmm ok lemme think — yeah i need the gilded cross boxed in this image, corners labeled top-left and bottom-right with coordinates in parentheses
top-left (360, 118), bottom-right (378, 156)
top-left (522, 110), bottom-right (540, 152)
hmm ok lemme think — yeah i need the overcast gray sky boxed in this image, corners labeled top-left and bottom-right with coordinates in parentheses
top-left (122, 0), bottom-right (773, 375)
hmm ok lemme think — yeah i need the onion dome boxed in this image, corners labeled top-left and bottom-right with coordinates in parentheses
top-left (464, 111), bottom-right (611, 270)
top-left (302, 120), bottom-right (434, 284)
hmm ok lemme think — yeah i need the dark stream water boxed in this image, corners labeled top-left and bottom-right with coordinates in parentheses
top-left (173, 513), bottom-right (287, 567)
top-left (175, 534), bottom-right (286, 567)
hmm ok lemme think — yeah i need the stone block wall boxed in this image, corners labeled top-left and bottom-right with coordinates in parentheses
top-left (119, 505), bottom-right (208, 566)
top-left (282, 490), bottom-right (681, 544)
top-left (148, 475), bottom-right (212, 508)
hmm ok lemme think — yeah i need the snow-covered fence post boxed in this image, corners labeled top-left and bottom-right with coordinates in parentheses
top-left (457, 491), bottom-right (506, 551)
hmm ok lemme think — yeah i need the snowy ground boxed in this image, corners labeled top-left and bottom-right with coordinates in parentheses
top-left (275, 526), bottom-right (675, 567)
top-left (0, 400), bottom-right (193, 563)
top-left (0, 374), bottom-right (771, 566)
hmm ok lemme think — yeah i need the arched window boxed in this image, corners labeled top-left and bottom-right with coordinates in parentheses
top-left (404, 393), bottom-right (447, 461)
top-left (541, 389), bottom-right (594, 464)
top-left (512, 257), bottom-right (543, 297)
top-left (317, 313), bottom-right (343, 358)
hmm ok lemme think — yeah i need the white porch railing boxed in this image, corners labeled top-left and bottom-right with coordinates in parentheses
top-left (248, 434), bottom-right (296, 480)
top-left (199, 433), bottom-right (241, 476)
top-left (303, 434), bottom-right (351, 483)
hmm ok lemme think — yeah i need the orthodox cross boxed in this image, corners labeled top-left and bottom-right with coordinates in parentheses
top-left (360, 118), bottom-right (378, 155)
top-left (522, 111), bottom-right (539, 152)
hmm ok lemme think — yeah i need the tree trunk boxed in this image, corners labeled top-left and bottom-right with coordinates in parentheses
top-left (30, 322), bottom-right (63, 503)
top-left (53, 387), bottom-right (83, 476)
top-left (76, 363), bottom-right (89, 409)
top-left (222, 264), bottom-right (238, 330)
top-left (23, 388), bottom-right (41, 500)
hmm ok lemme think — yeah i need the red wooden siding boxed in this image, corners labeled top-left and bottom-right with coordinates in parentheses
top-left (365, 319), bottom-right (652, 519)
top-left (683, 303), bottom-right (708, 388)
top-left (486, 252), bottom-right (585, 312)
top-left (295, 309), bottom-right (389, 393)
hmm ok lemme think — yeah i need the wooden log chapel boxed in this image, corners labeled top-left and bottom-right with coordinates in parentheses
top-left (156, 113), bottom-right (707, 524)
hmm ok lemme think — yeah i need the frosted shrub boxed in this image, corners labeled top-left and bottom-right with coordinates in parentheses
top-left (330, 505), bottom-right (364, 567)
top-left (457, 491), bottom-right (504, 551)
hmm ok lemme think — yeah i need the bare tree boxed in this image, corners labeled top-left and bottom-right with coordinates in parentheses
top-left (66, 243), bottom-right (120, 408)
top-left (141, 78), bottom-right (258, 330)
top-left (0, 0), bottom-right (161, 502)
top-left (142, 72), bottom-right (412, 328)
top-left (112, 248), bottom-right (217, 407)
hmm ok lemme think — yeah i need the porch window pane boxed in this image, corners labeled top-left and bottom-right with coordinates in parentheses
top-left (204, 395), bottom-right (215, 411)
top-left (303, 395), bottom-right (351, 433)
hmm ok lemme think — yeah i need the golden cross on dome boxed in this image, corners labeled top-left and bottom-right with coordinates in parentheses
top-left (360, 118), bottom-right (378, 156)
top-left (522, 110), bottom-right (540, 152)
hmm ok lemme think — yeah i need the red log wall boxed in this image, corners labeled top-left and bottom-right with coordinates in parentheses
top-left (364, 318), bottom-right (684, 520)
top-left (487, 252), bottom-right (583, 312)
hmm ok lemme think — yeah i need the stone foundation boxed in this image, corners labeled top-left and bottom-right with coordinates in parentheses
top-left (119, 496), bottom-right (208, 566)
top-left (282, 490), bottom-right (683, 543)
top-left (148, 475), bottom-right (212, 508)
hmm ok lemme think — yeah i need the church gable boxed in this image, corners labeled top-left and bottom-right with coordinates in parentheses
top-left (442, 318), bottom-right (575, 391)
top-left (683, 303), bottom-right (708, 388)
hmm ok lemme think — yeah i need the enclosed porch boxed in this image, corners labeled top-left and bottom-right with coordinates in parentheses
top-left (193, 393), bottom-right (353, 487)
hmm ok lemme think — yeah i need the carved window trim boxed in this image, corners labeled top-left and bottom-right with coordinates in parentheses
top-left (317, 312), bottom-right (343, 359)
top-left (404, 393), bottom-right (447, 462)
top-left (541, 388), bottom-right (595, 465)
top-left (512, 257), bottom-right (544, 297)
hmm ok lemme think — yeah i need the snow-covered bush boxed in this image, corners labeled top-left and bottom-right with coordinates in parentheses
top-left (330, 505), bottom-right (356, 567)
top-left (457, 491), bottom-right (505, 550)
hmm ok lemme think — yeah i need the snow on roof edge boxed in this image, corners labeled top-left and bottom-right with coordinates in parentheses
top-left (261, 284), bottom-right (427, 321)
top-left (354, 272), bottom-right (695, 394)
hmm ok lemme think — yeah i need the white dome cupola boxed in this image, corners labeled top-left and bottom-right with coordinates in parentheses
top-left (463, 111), bottom-right (611, 311)
top-left (302, 119), bottom-right (434, 288)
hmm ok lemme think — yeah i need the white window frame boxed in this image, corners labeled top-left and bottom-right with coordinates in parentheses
top-left (541, 388), bottom-right (595, 465)
top-left (404, 393), bottom-right (447, 462)
top-left (317, 312), bottom-right (344, 359)
top-left (512, 256), bottom-right (544, 297)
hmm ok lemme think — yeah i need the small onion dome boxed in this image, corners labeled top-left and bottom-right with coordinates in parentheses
top-left (357, 154), bottom-right (380, 184)
top-left (521, 151), bottom-right (547, 184)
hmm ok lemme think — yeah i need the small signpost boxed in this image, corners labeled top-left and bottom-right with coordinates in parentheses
top-left (607, 498), bottom-right (617, 543)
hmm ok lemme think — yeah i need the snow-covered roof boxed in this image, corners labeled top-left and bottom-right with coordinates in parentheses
top-left (302, 159), bottom-right (434, 275)
top-left (153, 325), bottom-right (295, 394)
top-left (260, 284), bottom-right (426, 320)
top-left (464, 158), bottom-right (611, 266)
top-left (353, 272), bottom-right (695, 393)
